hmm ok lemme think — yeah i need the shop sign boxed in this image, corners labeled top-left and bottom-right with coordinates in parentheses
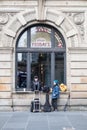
top-left (31, 38), bottom-right (51, 48)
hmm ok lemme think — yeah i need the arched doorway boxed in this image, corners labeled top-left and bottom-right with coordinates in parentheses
top-left (16, 24), bottom-right (66, 91)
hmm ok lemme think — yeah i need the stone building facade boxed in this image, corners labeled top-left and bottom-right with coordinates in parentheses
top-left (0, 0), bottom-right (87, 111)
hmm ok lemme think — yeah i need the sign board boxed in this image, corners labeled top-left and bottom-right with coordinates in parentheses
top-left (31, 38), bottom-right (51, 48)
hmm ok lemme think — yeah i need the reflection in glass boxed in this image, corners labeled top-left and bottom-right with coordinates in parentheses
top-left (17, 53), bottom-right (27, 90)
top-left (31, 53), bottom-right (51, 87)
top-left (55, 53), bottom-right (64, 84)
top-left (17, 31), bottom-right (27, 47)
top-left (55, 32), bottom-right (64, 48)
top-left (31, 26), bottom-right (51, 48)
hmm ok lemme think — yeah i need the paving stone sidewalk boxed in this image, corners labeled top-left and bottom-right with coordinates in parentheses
top-left (0, 111), bottom-right (87, 130)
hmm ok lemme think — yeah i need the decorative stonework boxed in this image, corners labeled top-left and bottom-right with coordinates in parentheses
top-left (0, 13), bottom-right (9, 24)
top-left (46, 9), bottom-right (78, 47)
top-left (77, 24), bottom-right (84, 38)
top-left (0, 13), bottom-right (17, 33)
top-left (65, 12), bottom-right (84, 25)
top-left (65, 12), bottom-right (84, 42)
top-left (3, 9), bottom-right (79, 48)
top-left (73, 13), bottom-right (84, 25)
top-left (74, 13), bottom-right (84, 41)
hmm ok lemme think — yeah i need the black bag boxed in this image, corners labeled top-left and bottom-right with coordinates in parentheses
top-left (43, 93), bottom-right (51, 112)
top-left (43, 103), bottom-right (51, 112)
top-left (30, 98), bottom-right (40, 112)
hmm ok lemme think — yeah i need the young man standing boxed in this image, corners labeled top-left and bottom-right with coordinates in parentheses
top-left (51, 80), bottom-right (60, 111)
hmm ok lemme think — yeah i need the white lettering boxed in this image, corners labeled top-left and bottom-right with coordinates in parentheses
top-left (31, 42), bottom-right (51, 48)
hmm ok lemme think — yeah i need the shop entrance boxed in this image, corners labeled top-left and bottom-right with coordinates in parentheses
top-left (31, 52), bottom-right (64, 87)
top-left (31, 53), bottom-right (51, 87)
top-left (16, 24), bottom-right (66, 91)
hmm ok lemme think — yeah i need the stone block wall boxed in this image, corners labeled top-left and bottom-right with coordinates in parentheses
top-left (69, 49), bottom-right (87, 110)
top-left (0, 0), bottom-right (87, 111)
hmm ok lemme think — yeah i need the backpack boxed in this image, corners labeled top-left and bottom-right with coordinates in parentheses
top-left (59, 83), bottom-right (67, 92)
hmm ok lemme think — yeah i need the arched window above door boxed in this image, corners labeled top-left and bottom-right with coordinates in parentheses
top-left (17, 25), bottom-right (65, 49)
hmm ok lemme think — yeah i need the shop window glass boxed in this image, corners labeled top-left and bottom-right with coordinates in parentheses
top-left (16, 53), bottom-right (27, 90)
top-left (17, 31), bottom-right (27, 48)
top-left (16, 24), bottom-right (66, 91)
top-left (31, 26), bottom-right (51, 48)
top-left (55, 53), bottom-right (64, 84)
top-left (30, 53), bottom-right (51, 87)
top-left (55, 32), bottom-right (64, 48)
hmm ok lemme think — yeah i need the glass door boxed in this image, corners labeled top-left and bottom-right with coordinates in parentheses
top-left (30, 53), bottom-right (51, 87)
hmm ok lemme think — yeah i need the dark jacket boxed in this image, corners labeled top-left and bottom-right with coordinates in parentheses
top-left (31, 80), bottom-right (42, 91)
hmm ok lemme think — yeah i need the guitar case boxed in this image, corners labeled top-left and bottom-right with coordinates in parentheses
top-left (43, 93), bottom-right (51, 112)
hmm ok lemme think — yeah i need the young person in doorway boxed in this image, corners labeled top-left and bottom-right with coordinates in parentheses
top-left (31, 76), bottom-right (41, 91)
top-left (51, 80), bottom-right (60, 111)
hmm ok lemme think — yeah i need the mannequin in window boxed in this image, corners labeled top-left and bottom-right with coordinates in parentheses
top-left (31, 76), bottom-right (41, 91)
